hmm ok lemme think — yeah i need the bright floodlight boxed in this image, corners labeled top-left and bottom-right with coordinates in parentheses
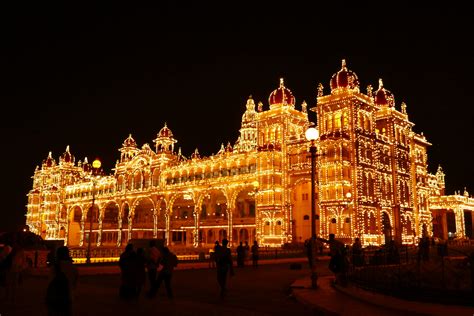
top-left (346, 192), bottom-right (352, 199)
top-left (305, 127), bottom-right (319, 141)
top-left (92, 158), bottom-right (102, 169)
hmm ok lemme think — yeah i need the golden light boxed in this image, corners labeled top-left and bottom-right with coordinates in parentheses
top-left (346, 192), bottom-right (352, 199)
top-left (305, 127), bottom-right (319, 141)
top-left (92, 158), bottom-right (101, 169)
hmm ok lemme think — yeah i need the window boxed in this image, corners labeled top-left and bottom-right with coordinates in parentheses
top-left (303, 215), bottom-right (310, 220)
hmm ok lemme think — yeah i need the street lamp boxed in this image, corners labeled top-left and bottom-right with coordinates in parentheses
top-left (305, 127), bottom-right (319, 288)
top-left (86, 158), bottom-right (101, 265)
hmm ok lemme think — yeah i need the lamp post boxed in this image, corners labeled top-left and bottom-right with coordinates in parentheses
top-left (86, 158), bottom-right (101, 265)
top-left (305, 127), bottom-right (319, 288)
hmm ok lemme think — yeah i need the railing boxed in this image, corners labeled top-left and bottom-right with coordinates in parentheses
top-left (345, 243), bottom-right (474, 306)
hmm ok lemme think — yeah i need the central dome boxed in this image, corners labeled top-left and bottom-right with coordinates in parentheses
top-left (268, 78), bottom-right (295, 107)
top-left (330, 59), bottom-right (360, 91)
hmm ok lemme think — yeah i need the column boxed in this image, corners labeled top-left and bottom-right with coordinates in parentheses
top-left (454, 207), bottom-right (465, 238)
top-left (193, 205), bottom-right (201, 248)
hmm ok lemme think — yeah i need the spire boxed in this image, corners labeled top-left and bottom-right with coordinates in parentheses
top-left (301, 101), bottom-right (307, 113)
top-left (317, 83), bottom-right (324, 97)
top-left (341, 59), bottom-right (347, 70)
top-left (378, 78), bottom-right (384, 89)
top-left (65, 145), bottom-right (70, 153)
top-left (279, 77), bottom-right (284, 88)
top-left (48, 151), bottom-right (52, 159)
top-left (401, 102), bottom-right (407, 114)
top-left (257, 101), bottom-right (263, 112)
top-left (84, 157), bottom-right (89, 164)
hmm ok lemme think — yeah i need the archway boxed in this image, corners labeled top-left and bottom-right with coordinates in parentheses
top-left (102, 202), bottom-right (119, 245)
top-left (132, 198), bottom-right (154, 239)
top-left (382, 212), bottom-right (392, 244)
top-left (170, 193), bottom-right (195, 245)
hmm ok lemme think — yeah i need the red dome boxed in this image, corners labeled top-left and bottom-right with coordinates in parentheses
top-left (44, 152), bottom-right (55, 167)
top-left (374, 79), bottom-right (395, 107)
top-left (330, 59), bottom-right (360, 91)
top-left (268, 78), bottom-right (295, 106)
top-left (61, 145), bottom-right (73, 163)
top-left (158, 123), bottom-right (174, 138)
top-left (123, 134), bottom-right (137, 147)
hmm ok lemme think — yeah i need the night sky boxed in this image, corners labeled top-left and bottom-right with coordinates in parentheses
top-left (1, 3), bottom-right (473, 232)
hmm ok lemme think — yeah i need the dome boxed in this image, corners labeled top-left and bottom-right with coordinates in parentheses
top-left (61, 145), bottom-right (73, 163)
top-left (158, 123), bottom-right (174, 138)
top-left (268, 78), bottom-right (296, 106)
top-left (44, 151), bottom-right (55, 167)
top-left (330, 59), bottom-right (360, 91)
top-left (374, 79), bottom-right (395, 107)
top-left (123, 134), bottom-right (137, 147)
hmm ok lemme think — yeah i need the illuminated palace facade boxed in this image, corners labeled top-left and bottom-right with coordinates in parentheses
top-left (26, 60), bottom-right (474, 248)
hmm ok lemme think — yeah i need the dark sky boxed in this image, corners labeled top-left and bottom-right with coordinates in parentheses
top-left (1, 3), bottom-right (473, 232)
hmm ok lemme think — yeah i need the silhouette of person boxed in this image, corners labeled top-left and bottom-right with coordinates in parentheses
top-left (251, 240), bottom-right (259, 268)
top-left (135, 248), bottom-right (147, 296)
top-left (244, 241), bottom-right (250, 265)
top-left (45, 246), bottom-right (78, 316)
top-left (4, 244), bottom-right (26, 303)
top-left (148, 247), bottom-right (177, 299)
top-left (236, 242), bottom-right (245, 267)
top-left (351, 238), bottom-right (363, 267)
top-left (317, 234), bottom-right (346, 285)
top-left (211, 241), bottom-right (221, 268)
top-left (215, 238), bottom-right (234, 298)
top-left (146, 240), bottom-right (161, 291)
top-left (119, 244), bottom-right (138, 299)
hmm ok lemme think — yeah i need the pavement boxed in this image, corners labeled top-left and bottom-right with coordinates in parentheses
top-left (290, 257), bottom-right (474, 316)
top-left (26, 256), bottom-right (474, 315)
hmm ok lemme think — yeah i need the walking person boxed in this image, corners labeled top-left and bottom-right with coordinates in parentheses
top-left (317, 234), bottom-right (347, 285)
top-left (135, 248), bottom-right (147, 297)
top-left (244, 241), bottom-right (250, 266)
top-left (118, 244), bottom-right (138, 300)
top-left (45, 246), bottom-right (78, 316)
top-left (215, 238), bottom-right (234, 298)
top-left (148, 246), bottom-right (177, 299)
top-left (236, 242), bottom-right (245, 268)
top-left (351, 237), bottom-right (363, 267)
top-left (4, 244), bottom-right (27, 303)
top-left (146, 240), bottom-right (161, 291)
top-left (251, 240), bottom-right (259, 268)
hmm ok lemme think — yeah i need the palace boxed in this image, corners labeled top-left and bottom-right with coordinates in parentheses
top-left (26, 60), bottom-right (474, 248)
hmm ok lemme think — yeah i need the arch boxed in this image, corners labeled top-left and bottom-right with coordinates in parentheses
top-left (239, 229), bottom-right (249, 242)
top-left (133, 170), bottom-right (142, 190)
top-left (103, 202), bottom-right (119, 225)
top-left (152, 169), bottom-right (160, 187)
top-left (232, 187), bottom-right (256, 219)
top-left (329, 218), bottom-right (337, 234)
top-left (381, 211), bottom-right (392, 243)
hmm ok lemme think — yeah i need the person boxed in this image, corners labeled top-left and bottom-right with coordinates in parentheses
top-left (212, 241), bottom-right (221, 267)
top-left (4, 244), bottom-right (27, 303)
top-left (146, 240), bottom-right (161, 291)
top-left (351, 238), bottom-right (363, 267)
top-left (215, 238), bottom-right (234, 298)
top-left (45, 246), bottom-right (78, 316)
top-left (148, 246), bottom-right (177, 299)
top-left (236, 242), bottom-right (245, 267)
top-left (119, 244), bottom-right (138, 299)
top-left (304, 236), bottom-right (320, 269)
top-left (317, 234), bottom-right (347, 285)
top-left (135, 248), bottom-right (147, 296)
top-left (244, 241), bottom-right (250, 265)
top-left (251, 240), bottom-right (259, 268)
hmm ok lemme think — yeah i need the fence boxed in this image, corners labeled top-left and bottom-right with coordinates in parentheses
top-left (345, 243), bottom-right (474, 306)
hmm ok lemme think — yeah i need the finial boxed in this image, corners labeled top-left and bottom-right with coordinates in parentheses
top-left (66, 145), bottom-right (70, 152)
top-left (401, 102), bottom-right (407, 114)
top-left (301, 101), bottom-right (307, 113)
top-left (317, 83), bottom-right (324, 97)
top-left (367, 84), bottom-right (373, 97)
top-left (258, 101), bottom-right (263, 112)
top-left (164, 122), bottom-right (167, 127)
top-left (341, 59), bottom-right (347, 69)
top-left (48, 151), bottom-right (52, 158)
top-left (249, 95), bottom-right (253, 99)
top-left (279, 78), bottom-right (284, 87)
top-left (84, 157), bottom-right (89, 163)
top-left (378, 78), bottom-right (384, 89)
